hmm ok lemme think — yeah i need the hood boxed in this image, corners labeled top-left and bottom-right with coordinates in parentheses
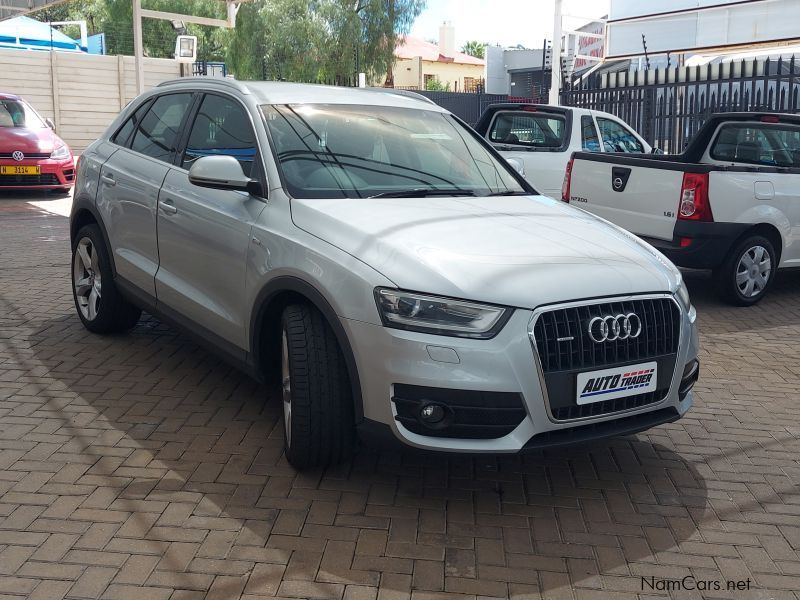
top-left (0, 126), bottom-right (61, 154)
top-left (291, 194), bottom-right (681, 309)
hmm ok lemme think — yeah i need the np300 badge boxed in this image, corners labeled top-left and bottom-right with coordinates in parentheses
top-left (588, 313), bottom-right (641, 343)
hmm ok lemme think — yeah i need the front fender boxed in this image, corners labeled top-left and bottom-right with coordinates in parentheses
top-left (248, 275), bottom-right (366, 422)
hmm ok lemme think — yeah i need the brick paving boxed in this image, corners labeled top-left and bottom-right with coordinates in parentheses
top-left (1, 194), bottom-right (799, 600)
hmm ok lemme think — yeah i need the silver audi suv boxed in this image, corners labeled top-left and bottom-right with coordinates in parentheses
top-left (69, 78), bottom-right (699, 468)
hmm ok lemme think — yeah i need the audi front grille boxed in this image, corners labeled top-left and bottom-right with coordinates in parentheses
top-left (531, 296), bottom-right (681, 422)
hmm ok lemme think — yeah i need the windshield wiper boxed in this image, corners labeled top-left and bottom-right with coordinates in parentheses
top-left (486, 190), bottom-right (533, 196)
top-left (368, 188), bottom-right (477, 199)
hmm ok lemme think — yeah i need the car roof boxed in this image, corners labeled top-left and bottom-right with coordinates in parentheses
top-left (155, 78), bottom-right (447, 112)
top-left (0, 93), bottom-right (21, 101)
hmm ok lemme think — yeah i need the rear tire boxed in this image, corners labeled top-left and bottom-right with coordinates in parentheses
top-left (71, 224), bottom-right (141, 333)
top-left (280, 303), bottom-right (354, 469)
top-left (714, 234), bottom-right (776, 306)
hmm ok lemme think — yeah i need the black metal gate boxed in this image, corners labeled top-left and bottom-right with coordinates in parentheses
top-left (561, 56), bottom-right (800, 152)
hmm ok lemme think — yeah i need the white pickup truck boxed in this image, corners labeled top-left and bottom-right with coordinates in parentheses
top-left (564, 113), bottom-right (800, 305)
top-left (474, 103), bottom-right (651, 198)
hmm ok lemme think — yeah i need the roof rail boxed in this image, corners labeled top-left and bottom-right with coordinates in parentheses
top-left (156, 77), bottom-right (251, 95)
top-left (365, 87), bottom-right (437, 106)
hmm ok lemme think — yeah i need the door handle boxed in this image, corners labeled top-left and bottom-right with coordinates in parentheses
top-left (100, 173), bottom-right (116, 186)
top-left (160, 199), bottom-right (178, 215)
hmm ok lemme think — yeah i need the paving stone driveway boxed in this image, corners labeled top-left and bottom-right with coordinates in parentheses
top-left (1, 195), bottom-right (800, 600)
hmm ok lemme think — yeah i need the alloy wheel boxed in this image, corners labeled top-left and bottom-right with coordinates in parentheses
top-left (73, 237), bottom-right (102, 320)
top-left (281, 329), bottom-right (292, 448)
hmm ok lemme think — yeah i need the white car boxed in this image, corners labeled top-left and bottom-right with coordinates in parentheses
top-left (70, 79), bottom-right (698, 468)
top-left (474, 103), bottom-right (651, 198)
top-left (564, 112), bottom-right (800, 305)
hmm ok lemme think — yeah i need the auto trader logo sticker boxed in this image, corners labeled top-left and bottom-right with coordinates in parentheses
top-left (576, 361), bottom-right (657, 405)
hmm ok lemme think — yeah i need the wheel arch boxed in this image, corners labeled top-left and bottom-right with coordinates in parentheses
top-left (739, 222), bottom-right (784, 265)
top-left (70, 201), bottom-right (117, 276)
top-left (249, 276), bottom-right (364, 423)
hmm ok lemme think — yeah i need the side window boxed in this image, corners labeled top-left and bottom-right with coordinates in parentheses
top-left (129, 93), bottom-right (192, 162)
top-left (710, 123), bottom-right (800, 167)
top-left (597, 118), bottom-right (644, 153)
top-left (581, 115), bottom-right (600, 151)
top-left (488, 112), bottom-right (565, 148)
top-left (182, 94), bottom-right (257, 176)
top-left (111, 100), bottom-right (151, 148)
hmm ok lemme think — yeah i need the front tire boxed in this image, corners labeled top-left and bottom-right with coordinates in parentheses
top-left (280, 303), bottom-right (354, 469)
top-left (714, 234), bottom-right (776, 306)
top-left (71, 224), bottom-right (141, 333)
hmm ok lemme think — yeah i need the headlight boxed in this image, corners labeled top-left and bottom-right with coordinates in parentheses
top-left (375, 288), bottom-right (511, 339)
top-left (676, 278), bottom-right (691, 309)
top-left (51, 144), bottom-right (70, 159)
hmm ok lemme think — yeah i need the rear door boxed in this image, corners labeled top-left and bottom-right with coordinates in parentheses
top-left (486, 109), bottom-right (568, 197)
top-left (154, 92), bottom-right (266, 349)
top-left (569, 156), bottom-right (684, 241)
top-left (96, 93), bottom-right (194, 296)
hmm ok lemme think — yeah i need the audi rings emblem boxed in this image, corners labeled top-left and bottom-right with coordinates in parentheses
top-left (12, 151), bottom-right (24, 162)
top-left (588, 313), bottom-right (642, 343)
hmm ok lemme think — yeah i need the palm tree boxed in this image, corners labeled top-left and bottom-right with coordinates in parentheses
top-left (461, 40), bottom-right (486, 59)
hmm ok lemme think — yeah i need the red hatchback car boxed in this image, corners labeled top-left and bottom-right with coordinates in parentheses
top-left (0, 93), bottom-right (74, 192)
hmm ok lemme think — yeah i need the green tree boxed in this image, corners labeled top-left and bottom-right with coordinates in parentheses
top-left (226, 0), bottom-right (426, 82)
top-left (461, 40), bottom-right (486, 59)
top-left (36, 0), bottom-right (227, 60)
top-left (424, 77), bottom-right (450, 91)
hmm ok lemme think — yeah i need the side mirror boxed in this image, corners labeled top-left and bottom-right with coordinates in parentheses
top-left (45, 117), bottom-right (55, 130)
top-left (188, 155), bottom-right (262, 195)
top-left (506, 157), bottom-right (525, 176)
top-left (651, 147), bottom-right (664, 155)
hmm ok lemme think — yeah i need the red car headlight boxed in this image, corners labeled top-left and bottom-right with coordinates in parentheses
top-left (51, 144), bottom-right (71, 160)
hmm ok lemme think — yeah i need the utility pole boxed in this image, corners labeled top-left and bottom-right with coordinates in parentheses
top-left (133, 0), bottom-right (144, 94)
top-left (549, 0), bottom-right (562, 105)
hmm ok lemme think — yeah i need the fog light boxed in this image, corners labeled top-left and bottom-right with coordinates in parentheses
top-left (419, 402), bottom-right (445, 424)
top-left (679, 359), bottom-right (699, 399)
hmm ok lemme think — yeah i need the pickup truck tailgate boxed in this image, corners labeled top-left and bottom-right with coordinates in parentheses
top-left (569, 156), bottom-right (683, 242)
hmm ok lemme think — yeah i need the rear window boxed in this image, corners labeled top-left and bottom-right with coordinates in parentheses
top-left (488, 111), bottom-right (565, 148)
top-left (710, 122), bottom-right (800, 167)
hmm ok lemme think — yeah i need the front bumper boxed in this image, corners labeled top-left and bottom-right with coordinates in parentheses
top-left (344, 295), bottom-right (698, 453)
top-left (643, 221), bottom-right (750, 270)
top-left (0, 157), bottom-right (75, 189)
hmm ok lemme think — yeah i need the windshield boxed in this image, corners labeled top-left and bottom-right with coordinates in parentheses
top-left (0, 99), bottom-right (46, 129)
top-left (262, 103), bottom-right (528, 199)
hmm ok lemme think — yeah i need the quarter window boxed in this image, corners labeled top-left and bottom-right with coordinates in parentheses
top-left (182, 94), bottom-right (257, 176)
top-left (111, 100), bottom-right (152, 148)
top-left (129, 93), bottom-right (192, 162)
top-left (581, 115), bottom-right (600, 151)
top-left (597, 118), bottom-right (644, 153)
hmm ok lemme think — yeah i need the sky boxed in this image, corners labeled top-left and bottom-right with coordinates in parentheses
top-left (410, 0), bottom-right (611, 50)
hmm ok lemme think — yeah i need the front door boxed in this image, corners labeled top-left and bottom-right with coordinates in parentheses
top-left (154, 93), bottom-right (265, 349)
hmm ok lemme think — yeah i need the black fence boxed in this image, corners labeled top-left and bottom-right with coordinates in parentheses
top-left (561, 56), bottom-right (800, 152)
top-left (411, 91), bottom-right (509, 125)
top-left (388, 91), bottom-right (542, 125)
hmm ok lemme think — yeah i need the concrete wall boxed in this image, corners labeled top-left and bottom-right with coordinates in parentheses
top-left (393, 57), bottom-right (484, 91)
top-left (485, 45), bottom-right (508, 94)
top-left (0, 48), bottom-right (181, 153)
